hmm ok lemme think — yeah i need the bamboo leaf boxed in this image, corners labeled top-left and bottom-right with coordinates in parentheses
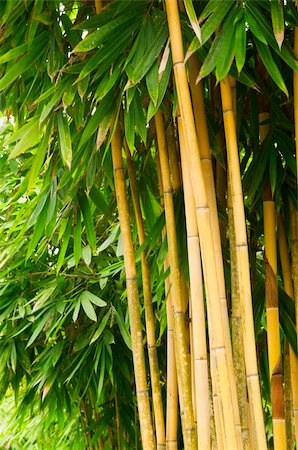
top-left (26, 200), bottom-right (48, 260)
top-left (56, 214), bottom-right (73, 274)
top-left (235, 18), bottom-right (247, 74)
top-left (271, 0), bottom-right (284, 49)
top-left (113, 307), bottom-right (132, 350)
top-left (80, 291), bottom-right (106, 308)
top-left (78, 192), bottom-right (96, 252)
top-left (57, 111), bottom-right (72, 169)
top-left (72, 299), bottom-right (81, 323)
top-left (255, 40), bottom-right (288, 96)
top-left (183, 0), bottom-right (201, 43)
top-left (8, 117), bottom-right (41, 160)
top-left (74, 212), bottom-right (82, 267)
top-left (245, 10), bottom-right (268, 44)
top-left (146, 60), bottom-right (159, 106)
top-left (80, 294), bottom-right (97, 322)
top-left (27, 125), bottom-right (52, 191)
top-left (26, 312), bottom-right (51, 348)
top-left (90, 309), bottom-right (111, 344)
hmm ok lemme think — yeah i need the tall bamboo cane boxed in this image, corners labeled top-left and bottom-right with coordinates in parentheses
top-left (165, 4), bottom-right (241, 448)
top-left (263, 182), bottom-right (286, 450)
top-left (155, 109), bottom-right (197, 449)
top-left (157, 156), bottom-right (179, 450)
top-left (220, 77), bottom-right (267, 449)
top-left (188, 56), bottom-right (243, 448)
top-left (177, 114), bottom-right (210, 450)
top-left (111, 125), bottom-right (155, 450)
top-left (294, 27), bottom-right (298, 178)
top-left (278, 216), bottom-right (298, 446)
top-left (123, 140), bottom-right (166, 449)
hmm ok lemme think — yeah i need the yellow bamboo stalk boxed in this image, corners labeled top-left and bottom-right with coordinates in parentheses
top-left (111, 125), bottom-right (155, 450)
top-left (294, 27), bottom-right (298, 178)
top-left (263, 182), bottom-right (286, 450)
top-left (157, 155), bottom-right (179, 450)
top-left (220, 77), bottom-right (267, 449)
top-left (290, 204), bottom-right (298, 353)
top-left (278, 216), bottom-right (298, 446)
top-left (123, 141), bottom-right (166, 449)
top-left (188, 55), bottom-right (242, 448)
top-left (284, 342), bottom-right (294, 449)
top-left (165, 4), bottom-right (241, 448)
top-left (155, 109), bottom-right (197, 449)
top-left (94, 0), bottom-right (103, 14)
top-left (177, 114), bottom-right (210, 449)
top-left (228, 181), bottom-right (250, 450)
top-left (166, 121), bottom-right (181, 192)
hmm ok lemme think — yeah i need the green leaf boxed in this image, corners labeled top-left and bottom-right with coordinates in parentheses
top-left (57, 111), bottom-right (72, 169)
top-left (72, 299), bottom-right (81, 323)
top-left (200, 0), bottom-right (234, 45)
top-left (98, 224), bottom-right (119, 252)
top-left (113, 307), bottom-right (132, 350)
top-left (94, 64), bottom-right (122, 102)
top-left (56, 213), bottom-right (73, 274)
top-left (74, 212), bottom-right (82, 267)
top-left (90, 309), bottom-right (111, 344)
top-left (27, 125), bottom-right (52, 191)
top-left (26, 311), bottom-right (51, 348)
top-left (146, 60), bottom-right (159, 106)
top-left (0, 34), bottom-right (47, 91)
top-left (271, 0), bottom-right (284, 49)
top-left (78, 191), bottom-right (96, 252)
top-left (26, 200), bottom-right (48, 260)
top-left (80, 293), bottom-right (97, 322)
top-left (255, 40), bottom-right (288, 96)
top-left (235, 19), bottom-right (247, 74)
top-left (8, 117), bottom-right (41, 160)
top-left (183, 0), bottom-right (201, 43)
top-left (245, 10), bottom-right (268, 44)
top-left (81, 291), bottom-right (106, 308)
top-left (82, 245), bottom-right (92, 266)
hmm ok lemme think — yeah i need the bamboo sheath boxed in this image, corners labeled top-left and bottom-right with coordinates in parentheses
top-left (278, 217), bottom-right (298, 447)
top-left (165, 3), bottom-right (240, 448)
top-left (220, 78), bottom-right (267, 450)
top-left (155, 109), bottom-right (197, 449)
top-left (263, 183), bottom-right (286, 450)
top-left (111, 126), bottom-right (155, 450)
top-left (177, 115), bottom-right (210, 450)
top-left (188, 57), bottom-right (242, 449)
top-left (123, 141), bottom-right (166, 449)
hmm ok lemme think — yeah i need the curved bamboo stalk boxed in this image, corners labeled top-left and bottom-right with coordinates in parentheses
top-left (155, 109), bottom-right (197, 449)
top-left (123, 140), bottom-right (166, 449)
top-left (111, 125), bottom-right (155, 450)
top-left (165, 4), bottom-right (240, 448)
top-left (177, 114), bottom-right (210, 450)
top-left (278, 216), bottom-right (298, 446)
top-left (188, 56), bottom-right (242, 449)
top-left (220, 77), bottom-right (267, 449)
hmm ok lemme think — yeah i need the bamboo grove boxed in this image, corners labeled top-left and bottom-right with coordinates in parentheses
top-left (0, 0), bottom-right (297, 449)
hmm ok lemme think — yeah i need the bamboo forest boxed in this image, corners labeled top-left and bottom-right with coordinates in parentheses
top-left (0, 0), bottom-right (297, 449)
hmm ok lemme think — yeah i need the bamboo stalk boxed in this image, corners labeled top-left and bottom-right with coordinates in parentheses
top-left (165, 4), bottom-right (241, 448)
top-left (111, 125), bottom-right (155, 450)
top-left (278, 216), bottom-right (298, 446)
top-left (166, 121), bottom-right (181, 192)
top-left (94, 0), bottom-right (103, 14)
top-left (294, 27), bottom-right (298, 178)
top-left (219, 77), bottom-right (267, 449)
top-left (228, 181), bottom-right (250, 450)
top-left (155, 109), bottom-right (197, 449)
top-left (157, 144), bottom-right (178, 450)
top-left (124, 140), bottom-right (166, 449)
top-left (188, 56), bottom-right (243, 448)
top-left (177, 114), bottom-right (210, 449)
